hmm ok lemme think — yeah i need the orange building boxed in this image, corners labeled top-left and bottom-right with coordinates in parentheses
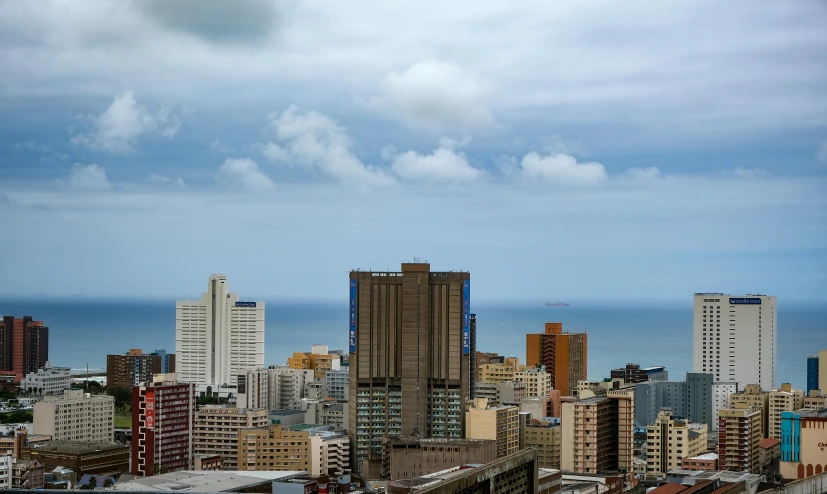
top-left (287, 347), bottom-right (339, 380)
top-left (0, 316), bottom-right (49, 381)
top-left (526, 323), bottom-right (587, 397)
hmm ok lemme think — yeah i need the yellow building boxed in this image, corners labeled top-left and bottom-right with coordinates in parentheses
top-left (645, 408), bottom-right (709, 479)
top-left (767, 383), bottom-right (804, 440)
top-left (194, 406), bottom-right (269, 470)
top-left (515, 367), bottom-right (551, 398)
top-left (237, 424), bottom-right (311, 472)
top-left (287, 345), bottom-right (340, 380)
top-left (524, 419), bottom-right (561, 469)
top-left (729, 384), bottom-right (769, 438)
top-left (465, 398), bottom-right (519, 458)
top-left (478, 358), bottom-right (524, 384)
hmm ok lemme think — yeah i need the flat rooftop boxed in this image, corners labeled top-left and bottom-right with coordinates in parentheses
top-left (28, 441), bottom-right (128, 455)
top-left (686, 452), bottom-right (718, 461)
top-left (113, 471), bottom-right (305, 492)
top-left (269, 409), bottom-right (305, 416)
top-left (387, 435), bottom-right (494, 445)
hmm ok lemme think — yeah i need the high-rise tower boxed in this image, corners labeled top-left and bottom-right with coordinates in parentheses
top-left (348, 262), bottom-right (471, 470)
top-left (0, 316), bottom-right (49, 381)
top-left (175, 275), bottom-right (264, 387)
top-left (693, 293), bottom-right (776, 390)
top-left (526, 323), bottom-right (587, 396)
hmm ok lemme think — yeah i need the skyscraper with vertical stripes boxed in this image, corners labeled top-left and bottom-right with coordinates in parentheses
top-left (347, 262), bottom-right (471, 472)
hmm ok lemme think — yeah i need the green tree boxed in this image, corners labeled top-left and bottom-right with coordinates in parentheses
top-left (103, 478), bottom-right (114, 488)
top-left (88, 476), bottom-right (97, 490)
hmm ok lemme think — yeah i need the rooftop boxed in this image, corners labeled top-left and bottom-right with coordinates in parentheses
top-left (28, 441), bottom-right (128, 455)
top-left (387, 435), bottom-right (494, 445)
top-left (759, 438), bottom-right (781, 449)
top-left (686, 452), bottom-right (719, 461)
top-left (577, 396), bottom-right (609, 405)
top-left (113, 470), bottom-right (305, 492)
top-left (269, 409), bottom-right (305, 416)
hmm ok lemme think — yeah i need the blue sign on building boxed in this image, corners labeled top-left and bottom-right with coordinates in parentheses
top-left (235, 301), bottom-right (257, 308)
top-left (729, 297), bottom-right (761, 305)
top-left (462, 280), bottom-right (470, 355)
top-left (349, 279), bottom-right (357, 353)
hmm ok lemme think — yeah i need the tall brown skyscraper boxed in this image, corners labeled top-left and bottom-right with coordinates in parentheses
top-left (526, 322), bottom-right (587, 396)
top-left (0, 316), bottom-right (49, 381)
top-left (348, 262), bottom-right (471, 471)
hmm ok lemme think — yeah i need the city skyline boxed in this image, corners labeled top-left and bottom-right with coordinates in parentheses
top-left (0, 1), bottom-right (826, 302)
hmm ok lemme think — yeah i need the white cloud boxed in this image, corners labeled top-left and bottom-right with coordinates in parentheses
top-left (147, 174), bottom-right (186, 188)
top-left (625, 166), bottom-right (661, 180)
top-left (71, 91), bottom-right (181, 154)
top-left (518, 152), bottom-right (608, 185)
top-left (390, 145), bottom-right (484, 182)
top-left (263, 106), bottom-right (394, 187)
top-left (372, 61), bottom-right (494, 132)
top-left (817, 138), bottom-right (827, 163)
top-left (69, 163), bottom-right (111, 189)
top-left (215, 158), bottom-right (274, 191)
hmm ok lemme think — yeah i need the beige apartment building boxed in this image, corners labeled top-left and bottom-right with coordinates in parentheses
top-left (33, 389), bottom-right (114, 442)
top-left (515, 367), bottom-right (551, 398)
top-left (803, 390), bottom-right (827, 409)
top-left (718, 403), bottom-right (763, 473)
top-left (466, 398), bottom-right (519, 458)
top-left (729, 384), bottom-right (769, 437)
top-left (194, 406), bottom-right (269, 470)
top-left (478, 358), bottom-right (524, 383)
top-left (646, 408), bottom-right (709, 479)
top-left (767, 383), bottom-right (804, 440)
top-left (524, 419), bottom-right (561, 469)
top-left (561, 390), bottom-right (635, 476)
top-left (238, 424), bottom-right (311, 472)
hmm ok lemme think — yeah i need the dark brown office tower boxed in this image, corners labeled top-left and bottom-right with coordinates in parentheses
top-left (348, 263), bottom-right (471, 472)
top-left (0, 316), bottom-right (49, 381)
top-left (107, 349), bottom-right (164, 389)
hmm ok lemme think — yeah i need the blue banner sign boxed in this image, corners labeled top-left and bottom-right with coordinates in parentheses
top-left (730, 297), bottom-right (761, 305)
top-left (462, 280), bottom-right (470, 355)
top-left (235, 301), bottom-right (257, 308)
top-left (349, 279), bottom-right (357, 353)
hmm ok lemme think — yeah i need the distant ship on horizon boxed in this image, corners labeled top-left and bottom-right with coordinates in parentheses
top-left (545, 301), bottom-right (570, 307)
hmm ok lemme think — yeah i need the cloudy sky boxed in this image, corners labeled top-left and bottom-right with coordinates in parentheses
top-left (1, 0), bottom-right (826, 302)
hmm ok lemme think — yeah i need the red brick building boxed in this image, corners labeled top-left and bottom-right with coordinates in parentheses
top-left (0, 316), bottom-right (49, 381)
top-left (131, 374), bottom-right (195, 476)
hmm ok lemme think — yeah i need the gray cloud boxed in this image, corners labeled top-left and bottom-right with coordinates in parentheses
top-left (135, 0), bottom-right (282, 45)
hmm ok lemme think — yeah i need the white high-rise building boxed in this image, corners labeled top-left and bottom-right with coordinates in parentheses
top-left (176, 275), bottom-right (265, 387)
top-left (693, 293), bottom-right (776, 390)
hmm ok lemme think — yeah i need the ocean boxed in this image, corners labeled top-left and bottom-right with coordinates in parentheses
top-left (1, 298), bottom-right (824, 390)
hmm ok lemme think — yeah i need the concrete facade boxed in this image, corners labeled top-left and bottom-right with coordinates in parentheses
top-left (193, 405), bottom-right (269, 470)
top-left (779, 408), bottom-right (827, 480)
top-left (325, 368), bottom-right (348, 401)
top-left (176, 274), bottom-right (264, 387)
top-left (693, 293), bottom-right (776, 390)
top-left (348, 263), bottom-right (471, 470)
top-left (646, 409), bottom-right (709, 479)
top-left (729, 384), bottom-right (769, 438)
top-left (525, 419), bottom-right (561, 469)
top-left (466, 398), bottom-right (519, 458)
top-left (237, 365), bottom-right (315, 410)
top-left (717, 403), bottom-right (762, 473)
top-left (474, 380), bottom-right (526, 406)
top-left (237, 424), bottom-right (311, 472)
top-left (382, 436), bottom-right (496, 480)
top-left (33, 389), bottom-right (114, 442)
top-left (768, 383), bottom-right (804, 439)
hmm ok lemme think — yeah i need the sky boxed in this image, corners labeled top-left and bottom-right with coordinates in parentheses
top-left (1, 0), bottom-right (826, 303)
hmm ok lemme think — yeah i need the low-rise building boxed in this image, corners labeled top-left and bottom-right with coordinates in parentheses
top-left (193, 454), bottom-right (222, 471)
top-left (268, 409), bottom-right (306, 428)
top-left (382, 435), bottom-right (496, 480)
top-left (474, 380), bottom-right (526, 406)
top-left (465, 398), bottom-right (519, 458)
top-left (646, 408), bottom-right (709, 479)
top-left (310, 430), bottom-right (350, 477)
top-left (802, 390), bottom-right (827, 410)
top-left (305, 401), bottom-right (347, 431)
top-left (20, 362), bottom-right (72, 397)
top-left (611, 364), bottom-right (668, 384)
top-left (515, 366), bottom-right (552, 398)
top-left (193, 406), bottom-right (269, 470)
top-left (237, 424), bottom-right (312, 472)
top-left (758, 437), bottom-right (781, 477)
top-left (33, 389), bottom-right (114, 442)
top-left (780, 408), bottom-right (827, 480)
top-left (681, 452), bottom-right (718, 472)
top-left (288, 345), bottom-right (341, 380)
top-left (11, 458), bottom-right (43, 490)
top-left (525, 419), bottom-right (561, 469)
top-left (325, 368), bottom-right (348, 401)
top-left (20, 439), bottom-right (129, 477)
